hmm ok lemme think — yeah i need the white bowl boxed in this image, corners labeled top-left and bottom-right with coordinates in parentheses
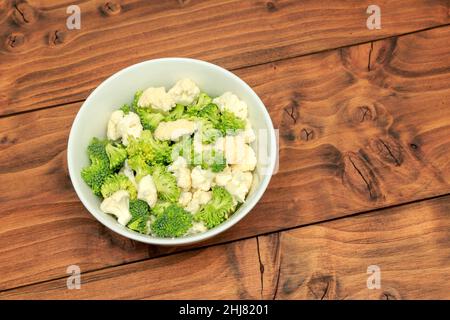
top-left (67, 58), bottom-right (276, 246)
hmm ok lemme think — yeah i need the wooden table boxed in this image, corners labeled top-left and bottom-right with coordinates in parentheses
top-left (0, 0), bottom-right (449, 300)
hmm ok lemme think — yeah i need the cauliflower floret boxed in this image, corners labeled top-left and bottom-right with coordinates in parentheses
top-left (168, 78), bottom-right (200, 106)
top-left (225, 169), bottom-right (253, 203)
top-left (179, 191), bottom-right (193, 207)
top-left (213, 92), bottom-right (248, 119)
top-left (107, 110), bottom-right (125, 141)
top-left (191, 166), bottom-right (215, 191)
top-left (238, 119), bottom-right (256, 143)
top-left (117, 112), bottom-right (143, 146)
top-left (214, 166), bottom-right (233, 186)
top-left (100, 190), bottom-right (132, 226)
top-left (119, 159), bottom-right (137, 188)
top-left (168, 156), bottom-right (192, 191)
top-left (138, 87), bottom-right (175, 112)
top-left (185, 190), bottom-right (212, 214)
top-left (231, 144), bottom-right (257, 172)
top-left (137, 175), bottom-right (157, 208)
top-left (187, 221), bottom-right (208, 235)
top-left (154, 119), bottom-right (197, 141)
top-left (214, 135), bottom-right (246, 164)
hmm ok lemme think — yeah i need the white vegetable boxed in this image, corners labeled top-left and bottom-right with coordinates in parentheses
top-left (118, 112), bottom-right (143, 146)
top-left (179, 191), bottom-right (193, 207)
top-left (154, 119), bottom-right (197, 141)
top-left (191, 166), bottom-right (215, 191)
top-left (185, 190), bottom-right (212, 214)
top-left (138, 87), bottom-right (175, 112)
top-left (213, 92), bottom-right (248, 119)
top-left (231, 144), bottom-right (257, 172)
top-left (168, 156), bottom-right (192, 191)
top-left (214, 166), bottom-right (233, 186)
top-left (100, 190), bottom-right (132, 226)
top-left (238, 119), bottom-right (256, 143)
top-left (107, 110), bottom-right (125, 141)
top-left (214, 135), bottom-right (246, 164)
top-left (119, 160), bottom-right (137, 188)
top-left (168, 78), bottom-right (200, 106)
top-left (137, 175), bottom-right (158, 208)
top-left (225, 169), bottom-right (253, 203)
top-left (187, 221), bottom-right (208, 235)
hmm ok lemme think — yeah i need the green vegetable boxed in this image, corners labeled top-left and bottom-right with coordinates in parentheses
top-left (197, 119), bottom-right (221, 144)
top-left (165, 104), bottom-right (185, 121)
top-left (127, 199), bottom-right (150, 234)
top-left (81, 161), bottom-right (111, 197)
top-left (151, 200), bottom-right (172, 217)
top-left (132, 90), bottom-right (143, 109)
top-left (197, 103), bottom-right (220, 124)
top-left (135, 107), bottom-right (165, 131)
top-left (201, 150), bottom-right (226, 173)
top-left (100, 173), bottom-right (137, 200)
top-left (120, 104), bottom-right (131, 114)
top-left (127, 155), bottom-right (152, 182)
top-left (216, 110), bottom-right (246, 135)
top-left (127, 130), bottom-right (171, 165)
top-left (151, 204), bottom-right (192, 237)
top-left (187, 93), bottom-right (212, 115)
top-left (151, 165), bottom-right (180, 202)
top-left (195, 186), bottom-right (235, 228)
top-left (81, 138), bottom-right (112, 196)
top-left (105, 142), bottom-right (127, 170)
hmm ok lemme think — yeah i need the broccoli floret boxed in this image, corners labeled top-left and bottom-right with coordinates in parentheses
top-left (151, 164), bottom-right (180, 202)
top-left (127, 155), bottom-right (152, 182)
top-left (151, 200), bottom-right (172, 217)
top-left (135, 107), bottom-right (165, 131)
top-left (105, 142), bottom-right (127, 171)
top-left (132, 90), bottom-right (143, 109)
top-left (81, 161), bottom-right (111, 196)
top-left (187, 93), bottom-right (212, 115)
top-left (216, 110), bottom-right (246, 135)
top-left (120, 104), bottom-right (131, 114)
top-left (151, 204), bottom-right (192, 237)
top-left (81, 138), bottom-right (112, 196)
top-left (87, 137), bottom-right (109, 164)
top-left (127, 199), bottom-right (150, 234)
top-left (201, 149), bottom-right (226, 173)
top-left (127, 130), bottom-right (171, 165)
top-left (197, 103), bottom-right (220, 124)
top-left (194, 186), bottom-right (235, 229)
top-left (165, 104), bottom-right (185, 121)
top-left (197, 119), bottom-right (221, 144)
top-left (171, 136), bottom-right (194, 163)
top-left (101, 174), bottom-right (137, 199)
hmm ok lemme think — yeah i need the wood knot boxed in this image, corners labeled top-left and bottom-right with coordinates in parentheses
top-left (12, 2), bottom-right (36, 26)
top-left (266, 1), bottom-right (277, 12)
top-left (370, 138), bottom-right (403, 166)
top-left (300, 127), bottom-right (314, 141)
top-left (48, 30), bottom-right (66, 46)
top-left (410, 143), bottom-right (418, 150)
top-left (379, 287), bottom-right (401, 300)
top-left (306, 273), bottom-right (337, 300)
top-left (358, 105), bottom-right (374, 122)
top-left (342, 152), bottom-right (382, 201)
top-left (4, 32), bottom-right (25, 51)
top-left (101, 1), bottom-right (122, 16)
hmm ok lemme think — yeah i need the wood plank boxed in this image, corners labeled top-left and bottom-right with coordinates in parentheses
top-left (2, 195), bottom-right (448, 299)
top-left (0, 26), bottom-right (449, 291)
top-left (0, 0), bottom-right (449, 115)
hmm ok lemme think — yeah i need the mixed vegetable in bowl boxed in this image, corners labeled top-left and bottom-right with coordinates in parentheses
top-left (81, 79), bottom-right (257, 238)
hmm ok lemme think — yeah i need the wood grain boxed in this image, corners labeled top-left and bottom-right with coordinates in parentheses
top-left (0, 25), bottom-right (449, 291)
top-left (0, 0), bottom-right (449, 115)
top-left (2, 195), bottom-right (448, 299)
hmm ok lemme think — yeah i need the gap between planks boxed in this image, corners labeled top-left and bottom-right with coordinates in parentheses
top-left (1, 191), bottom-right (448, 295)
top-left (1, 22), bottom-right (449, 120)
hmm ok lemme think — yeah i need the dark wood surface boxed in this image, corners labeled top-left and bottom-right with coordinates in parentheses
top-left (0, 0), bottom-right (449, 299)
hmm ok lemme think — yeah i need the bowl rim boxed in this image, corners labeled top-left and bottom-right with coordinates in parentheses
top-left (67, 57), bottom-right (276, 246)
